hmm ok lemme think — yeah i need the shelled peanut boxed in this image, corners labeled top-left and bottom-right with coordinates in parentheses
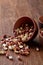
top-left (0, 35), bottom-right (30, 56)
top-left (14, 23), bottom-right (34, 42)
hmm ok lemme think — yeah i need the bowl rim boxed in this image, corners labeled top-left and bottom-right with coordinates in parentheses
top-left (13, 16), bottom-right (38, 42)
top-left (39, 16), bottom-right (43, 24)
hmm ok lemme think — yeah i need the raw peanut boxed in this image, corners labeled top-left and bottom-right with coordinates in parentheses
top-left (20, 51), bottom-right (25, 55)
top-left (18, 42), bottom-right (23, 45)
top-left (8, 45), bottom-right (13, 50)
top-left (22, 30), bottom-right (25, 33)
top-left (20, 49), bottom-right (24, 52)
top-left (13, 46), bottom-right (17, 51)
top-left (2, 43), bottom-right (7, 47)
top-left (17, 38), bottom-right (21, 42)
top-left (3, 47), bottom-right (8, 51)
top-left (20, 35), bottom-right (24, 38)
top-left (20, 27), bottom-right (23, 30)
top-left (5, 38), bottom-right (9, 41)
top-left (27, 36), bottom-right (31, 40)
top-left (9, 42), bottom-right (14, 45)
top-left (25, 46), bottom-right (29, 50)
top-left (11, 45), bottom-right (16, 49)
top-left (24, 51), bottom-right (30, 55)
top-left (6, 42), bottom-right (9, 45)
top-left (17, 55), bottom-right (22, 61)
top-left (19, 30), bottom-right (22, 34)
top-left (29, 29), bottom-right (33, 32)
top-left (22, 37), bottom-right (27, 42)
top-left (18, 42), bottom-right (21, 45)
top-left (19, 45), bottom-right (23, 49)
top-left (29, 33), bottom-right (33, 37)
top-left (14, 50), bottom-right (19, 54)
top-left (25, 24), bottom-right (28, 26)
top-left (13, 45), bottom-right (16, 47)
top-left (25, 27), bottom-right (29, 32)
top-left (12, 38), bottom-right (18, 43)
top-left (25, 33), bottom-right (28, 38)
top-left (21, 51), bottom-right (30, 56)
top-left (36, 47), bottom-right (40, 51)
top-left (0, 50), bottom-right (6, 55)
top-left (16, 46), bottom-right (20, 51)
top-left (14, 46), bottom-right (20, 51)
top-left (16, 28), bottom-right (19, 32)
top-left (6, 52), bottom-right (9, 58)
top-left (9, 56), bottom-right (13, 60)
top-left (19, 49), bottom-right (24, 54)
top-left (25, 48), bottom-right (30, 52)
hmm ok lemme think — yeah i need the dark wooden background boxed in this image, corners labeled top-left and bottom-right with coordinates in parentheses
top-left (0, 0), bottom-right (43, 65)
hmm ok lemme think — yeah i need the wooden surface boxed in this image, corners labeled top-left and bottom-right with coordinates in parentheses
top-left (0, 45), bottom-right (43, 65)
top-left (0, 0), bottom-right (43, 65)
top-left (0, 0), bottom-right (43, 36)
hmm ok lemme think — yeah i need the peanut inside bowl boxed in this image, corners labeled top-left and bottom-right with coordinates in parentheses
top-left (13, 17), bottom-right (38, 42)
top-left (39, 28), bottom-right (43, 38)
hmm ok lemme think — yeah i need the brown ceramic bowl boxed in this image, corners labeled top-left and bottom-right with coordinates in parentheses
top-left (39, 16), bottom-right (43, 28)
top-left (39, 28), bottom-right (43, 45)
top-left (13, 17), bottom-right (38, 42)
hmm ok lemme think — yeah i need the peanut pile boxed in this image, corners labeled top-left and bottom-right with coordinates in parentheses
top-left (14, 23), bottom-right (34, 42)
top-left (0, 23), bottom-right (34, 60)
top-left (0, 36), bottom-right (30, 55)
top-left (0, 36), bottom-right (30, 60)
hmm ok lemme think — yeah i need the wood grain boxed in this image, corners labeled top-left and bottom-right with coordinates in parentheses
top-left (0, 0), bottom-right (43, 65)
top-left (0, 0), bottom-right (43, 36)
top-left (0, 47), bottom-right (43, 65)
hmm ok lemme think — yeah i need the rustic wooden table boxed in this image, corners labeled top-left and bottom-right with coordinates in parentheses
top-left (0, 41), bottom-right (43, 65)
top-left (0, 0), bottom-right (43, 65)
top-left (0, 47), bottom-right (43, 65)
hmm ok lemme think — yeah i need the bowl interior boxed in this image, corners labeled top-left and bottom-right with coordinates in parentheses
top-left (13, 17), bottom-right (38, 42)
top-left (13, 17), bottom-right (34, 32)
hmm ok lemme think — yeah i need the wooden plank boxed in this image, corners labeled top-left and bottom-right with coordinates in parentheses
top-left (0, 0), bottom-right (43, 65)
